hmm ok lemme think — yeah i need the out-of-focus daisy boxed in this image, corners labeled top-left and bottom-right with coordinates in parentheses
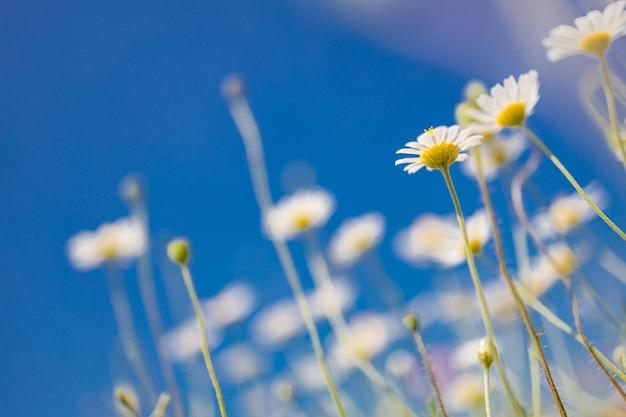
top-left (535, 184), bottom-right (607, 236)
top-left (452, 337), bottom-right (484, 370)
top-left (461, 132), bottom-right (528, 181)
top-left (468, 70), bottom-right (540, 134)
top-left (290, 354), bottom-right (345, 392)
top-left (308, 279), bottom-right (357, 320)
top-left (483, 281), bottom-right (517, 322)
top-left (217, 344), bottom-right (264, 384)
top-left (264, 188), bottom-right (335, 240)
top-left (446, 373), bottom-right (484, 411)
top-left (251, 299), bottom-right (304, 346)
top-left (395, 125), bottom-right (482, 173)
top-left (331, 312), bottom-right (400, 370)
top-left (328, 212), bottom-right (385, 267)
top-left (202, 282), bottom-right (257, 328)
top-left (522, 243), bottom-right (578, 296)
top-left (162, 319), bottom-right (223, 363)
top-left (385, 349), bottom-right (417, 377)
top-left (394, 210), bottom-right (490, 268)
top-left (66, 217), bottom-right (146, 271)
top-left (542, 1), bottom-right (626, 61)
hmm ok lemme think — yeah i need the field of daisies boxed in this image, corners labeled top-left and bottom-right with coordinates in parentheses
top-left (63, 2), bottom-right (626, 417)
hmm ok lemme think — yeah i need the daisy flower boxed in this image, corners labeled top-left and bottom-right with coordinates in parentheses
top-left (66, 217), bottom-right (146, 271)
top-left (467, 70), bottom-right (540, 134)
top-left (522, 243), bottom-right (578, 296)
top-left (328, 212), bottom-right (385, 267)
top-left (461, 132), bottom-right (528, 181)
top-left (542, 1), bottom-right (626, 61)
top-left (264, 187), bottom-right (335, 240)
top-left (395, 125), bottom-right (482, 173)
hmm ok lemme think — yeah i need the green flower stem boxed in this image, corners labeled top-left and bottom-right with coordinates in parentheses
top-left (223, 79), bottom-right (346, 417)
top-left (598, 53), bottom-right (626, 167)
top-left (511, 161), bottom-right (626, 399)
top-left (105, 263), bottom-right (157, 402)
top-left (520, 124), bottom-right (626, 241)
top-left (303, 237), bottom-right (417, 417)
top-left (473, 149), bottom-right (568, 416)
top-left (408, 325), bottom-right (448, 417)
top-left (528, 346), bottom-right (541, 417)
top-left (483, 365), bottom-right (492, 417)
top-left (440, 167), bottom-right (526, 417)
top-left (179, 263), bottom-right (228, 417)
top-left (125, 189), bottom-right (185, 417)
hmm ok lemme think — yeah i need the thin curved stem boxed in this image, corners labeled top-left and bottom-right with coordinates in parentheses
top-left (483, 365), bottom-right (492, 417)
top-left (511, 154), bottom-right (626, 400)
top-left (472, 149), bottom-right (567, 416)
top-left (598, 53), bottom-right (626, 168)
top-left (440, 166), bottom-right (526, 417)
top-left (409, 326), bottom-right (448, 417)
top-left (179, 264), bottom-right (228, 417)
top-left (520, 124), bottom-right (626, 241)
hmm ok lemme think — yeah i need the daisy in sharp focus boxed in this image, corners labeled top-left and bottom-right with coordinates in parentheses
top-left (395, 125), bottom-right (482, 173)
top-left (264, 187), bottom-right (335, 240)
top-left (542, 1), bottom-right (626, 61)
top-left (66, 217), bottom-right (146, 271)
top-left (328, 212), bottom-right (385, 267)
top-left (467, 70), bottom-right (540, 134)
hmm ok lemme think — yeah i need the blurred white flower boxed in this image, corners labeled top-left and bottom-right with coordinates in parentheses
top-left (328, 212), bottom-right (385, 267)
top-left (395, 210), bottom-right (490, 268)
top-left (217, 344), bottom-right (264, 383)
top-left (522, 243), bottom-right (578, 296)
top-left (395, 125), bottom-right (482, 173)
top-left (468, 70), bottom-right (540, 134)
top-left (332, 312), bottom-right (400, 370)
top-left (385, 349), bottom-right (417, 377)
top-left (484, 281), bottom-right (517, 322)
top-left (451, 337), bottom-right (483, 370)
top-left (535, 184), bottom-right (606, 236)
top-left (461, 132), bottom-right (528, 181)
top-left (446, 373), bottom-right (484, 411)
top-left (203, 282), bottom-right (257, 328)
top-left (308, 279), bottom-right (357, 320)
top-left (66, 217), bottom-right (146, 271)
top-left (162, 319), bottom-right (223, 363)
top-left (264, 188), bottom-right (335, 240)
top-left (251, 299), bottom-right (305, 346)
top-left (542, 1), bottom-right (626, 61)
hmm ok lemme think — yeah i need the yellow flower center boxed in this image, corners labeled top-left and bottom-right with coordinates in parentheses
top-left (352, 236), bottom-right (372, 253)
top-left (469, 238), bottom-right (482, 254)
top-left (420, 142), bottom-right (460, 170)
top-left (491, 145), bottom-right (508, 165)
top-left (580, 31), bottom-right (611, 56)
top-left (549, 208), bottom-right (580, 233)
top-left (497, 101), bottom-right (526, 127)
top-left (292, 214), bottom-right (311, 230)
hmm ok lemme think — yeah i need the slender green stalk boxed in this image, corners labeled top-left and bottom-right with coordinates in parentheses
top-left (440, 166), bottom-right (526, 417)
top-left (473, 149), bottom-right (567, 416)
top-left (483, 365), bottom-right (492, 417)
top-left (149, 393), bottom-right (172, 417)
top-left (511, 159), bottom-right (626, 399)
top-left (121, 178), bottom-right (185, 417)
top-left (303, 236), bottom-right (417, 417)
top-left (520, 124), bottom-right (626, 241)
top-left (222, 76), bottom-right (346, 417)
top-left (528, 345), bottom-right (541, 417)
top-left (598, 53), bottom-right (626, 167)
top-left (179, 263), bottom-right (228, 417)
top-left (105, 264), bottom-right (157, 402)
top-left (406, 317), bottom-right (448, 417)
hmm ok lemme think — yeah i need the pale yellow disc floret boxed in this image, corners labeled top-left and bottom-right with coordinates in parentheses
top-left (420, 142), bottom-right (460, 170)
top-left (497, 101), bottom-right (526, 127)
top-left (580, 31), bottom-right (611, 56)
top-left (292, 214), bottom-right (312, 230)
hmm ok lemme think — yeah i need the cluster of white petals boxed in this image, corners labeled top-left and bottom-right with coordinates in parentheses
top-left (394, 210), bottom-right (491, 268)
top-left (328, 212), bottom-right (385, 267)
top-left (66, 217), bottom-right (146, 271)
top-left (468, 70), bottom-right (540, 134)
top-left (543, 1), bottom-right (626, 61)
top-left (461, 132), bottom-right (528, 181)
top-left (264, 188), bottom-right (335, 240)
top-left (202, 282), bottom-right (257, 328)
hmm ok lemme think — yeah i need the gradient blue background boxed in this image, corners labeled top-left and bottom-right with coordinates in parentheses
top-left (2, 1), bottom-right (626, 416)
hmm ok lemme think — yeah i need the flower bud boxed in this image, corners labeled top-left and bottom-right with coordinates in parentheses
top-left (167, 238), bottom-right (190, 265)
top-left (403, 313), bottom-right (419, 332)
top-left (477, 338), bottom-right (494, 368)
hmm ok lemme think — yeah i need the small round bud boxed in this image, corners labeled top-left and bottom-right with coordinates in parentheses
top-left (167, 238), bottom-right (190, 265)
top-left (403, 313), bottom-right (419, 332)
top-left (114, 384), bottom-right (140, 417)
top-left (464, 80), bottom-right (487, 102)
top-left (221, 74), bottom-right (246, 102)
top-left (477, 338), bottom-right (494, 368)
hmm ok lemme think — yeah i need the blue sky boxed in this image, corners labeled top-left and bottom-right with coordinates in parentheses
top-left (2, 1), bottom-right (626, 416)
